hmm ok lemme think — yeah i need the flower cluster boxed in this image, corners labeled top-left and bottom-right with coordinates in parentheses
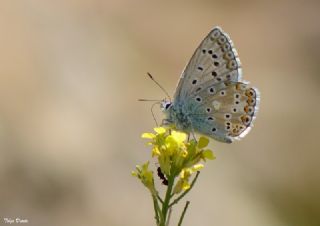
top-left (132, 127), bottom-right (215, 226)
top-left (133, 127), bottom-right (215, 194)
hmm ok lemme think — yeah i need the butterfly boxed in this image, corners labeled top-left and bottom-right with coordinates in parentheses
top-left (160, 27), bottom-right (259, 143)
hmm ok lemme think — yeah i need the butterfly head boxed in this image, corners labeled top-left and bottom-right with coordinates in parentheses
top-left (160, 99), bottom-right (174, 126)
top-left (160, 99), bottom-right (172, 112)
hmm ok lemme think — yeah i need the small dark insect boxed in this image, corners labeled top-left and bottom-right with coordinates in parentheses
top-left (157, 167), bottom-right (168, 186)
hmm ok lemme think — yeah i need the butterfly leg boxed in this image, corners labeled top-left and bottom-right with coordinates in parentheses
top-left (187, 116), bottom-right (197, 142)
top-left (190, 129), bottom-right (197, 142)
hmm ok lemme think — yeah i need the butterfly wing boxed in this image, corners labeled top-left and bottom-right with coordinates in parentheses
top-left (185, 81), bottom-right (259, 143)
top-left (173, 27), bottom-right (242, 104)
top-left (171, 27), bottom-right (259, 142)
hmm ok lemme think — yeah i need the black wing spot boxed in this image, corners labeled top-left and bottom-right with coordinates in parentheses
top-left (197, 66), bottom-right (203, 71)
top-left (209, 87), bottom-right (215, 93)
top-left (192, 79), bottom-right (197, 85)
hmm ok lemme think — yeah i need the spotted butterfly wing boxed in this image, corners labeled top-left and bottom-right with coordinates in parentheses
top-left (174, 27), bottom-right (242, 102)
top-left (168, 27), bottom-right (259, 143)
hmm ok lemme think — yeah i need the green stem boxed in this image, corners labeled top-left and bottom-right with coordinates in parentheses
top-left (159, 176), bottom-right (175, 226)
top-left (152, 195), bottom-right (160, 225)
top-left (177, 201), bottom-right (190, 226)
top-left (165, 207), bottom-right (172, 226)
top-left (157, 194), bottom-right (164, 204)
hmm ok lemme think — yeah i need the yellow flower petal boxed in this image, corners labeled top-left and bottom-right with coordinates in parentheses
top-left (131, 171), bottom-right (138, 177)
top-left (192, 164), bottom-right (204, 171)
top-left (182, 181), bottom-right (190, 190)
top-left (171, 131), bottom-right (187, 143)
top-left (152, 147), bottom-right (161, 157)
top-left (203, 149), bottom-right (215, 160)
top-left (154, 127), bottom-right (166, 134)
top-left (142, 133), bottom-right (155, 139)
top-left (198, 136), bottom-right (209, 148)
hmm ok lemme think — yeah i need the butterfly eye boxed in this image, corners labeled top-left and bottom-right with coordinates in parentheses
top-left (165, 103), bottom-right (171, 109)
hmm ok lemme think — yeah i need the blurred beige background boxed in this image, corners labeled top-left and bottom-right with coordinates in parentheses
top-left (0, 0), bottom-right (319, 226)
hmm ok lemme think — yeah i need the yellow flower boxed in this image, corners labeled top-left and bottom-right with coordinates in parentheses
top-left (141, 127), bottom-right (215, 184)
top-left (132, 161), bottom-right (156, 195)
top-left (173, 164), bottom-right (205, 194)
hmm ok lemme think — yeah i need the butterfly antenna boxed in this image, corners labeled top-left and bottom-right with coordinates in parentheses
top-left (151, 102), bottom-right (160, 126)
top-left (147, 72), bottom-right (171, 101)
top-left (138, 99), bottom-right (162, 102)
